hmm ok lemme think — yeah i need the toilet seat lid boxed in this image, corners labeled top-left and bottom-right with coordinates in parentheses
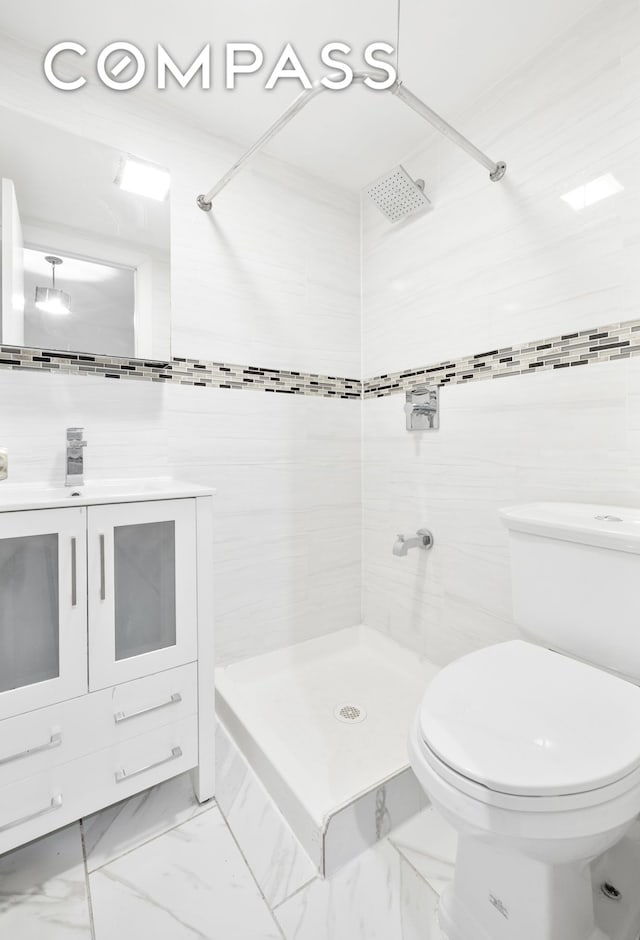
top-left (419, 641), bottom-right (640, 797)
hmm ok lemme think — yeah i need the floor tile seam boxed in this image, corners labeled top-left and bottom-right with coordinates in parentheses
top-left (215, 800), bottom-right (288, 939)
top-left (82, 797), bottom-right (217, 876)
top-left (79, 819), bottom-right (98, 940)
top-left (387, 835), bottom-right (443, 897)
top-left (269, 873), bottom-right (320, 913)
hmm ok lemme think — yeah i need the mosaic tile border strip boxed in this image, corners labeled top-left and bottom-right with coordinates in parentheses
top-left (3, 316), bottom-right (640, 403)
top-left (0, 347), bottom-right (361, 400)
top-left (364, 318), bottom-right (640, 398)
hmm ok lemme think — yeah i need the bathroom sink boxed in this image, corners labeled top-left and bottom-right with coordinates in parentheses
top-left (0, 478), bottom-right (214, 512)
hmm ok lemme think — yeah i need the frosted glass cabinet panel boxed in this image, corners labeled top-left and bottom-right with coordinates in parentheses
top-left (0, 533), bottom-right (59, 691)
top-left (114, 520), bottom-right (177, 660)
top-left (88, 500), bottom-right (197, 690)
top-left (0, 507), bottom-right (87, 719)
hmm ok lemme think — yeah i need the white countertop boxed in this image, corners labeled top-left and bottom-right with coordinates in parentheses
top-left (0, 478), bottom-right (215, 512)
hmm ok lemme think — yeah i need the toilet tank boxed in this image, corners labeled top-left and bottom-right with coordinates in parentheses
top-left (500, 503), bottom-right (640, 683)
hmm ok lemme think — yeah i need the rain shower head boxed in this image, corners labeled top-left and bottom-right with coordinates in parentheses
top-left (366, 165), bottom-right (432, 223)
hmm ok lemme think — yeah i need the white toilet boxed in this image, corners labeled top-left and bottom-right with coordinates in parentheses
top-left (409, 503), bottom-right (640, 940)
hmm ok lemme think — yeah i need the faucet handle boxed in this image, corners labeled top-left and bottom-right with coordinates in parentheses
top-left (396, 533), bottom-right (405, 541)
top-left (417, 528), bottom-right (434, 549)
top-left (66, 428), bottom-right (86, 450)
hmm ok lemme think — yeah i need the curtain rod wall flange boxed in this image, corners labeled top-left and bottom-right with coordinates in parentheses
top-left (196, 72), bottom-right (506, 211)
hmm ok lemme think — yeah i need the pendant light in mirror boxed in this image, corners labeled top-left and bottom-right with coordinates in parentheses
top-left (35, 255), bottom-right (71, 315)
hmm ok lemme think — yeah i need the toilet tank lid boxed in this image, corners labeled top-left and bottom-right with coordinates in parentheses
top-left (500, 502), bottom-right (640, 554)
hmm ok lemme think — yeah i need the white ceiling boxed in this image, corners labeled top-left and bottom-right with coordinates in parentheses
top-left (0, 109), bottom-right (169, 253)
top-left (0, 0), bottom-right (597, 190)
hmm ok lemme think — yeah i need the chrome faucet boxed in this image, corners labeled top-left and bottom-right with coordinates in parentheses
top-left (405, 385), bottom-right (439, 431)
top-left (393, 528), bottom-right (434, 556)
top-left (66, 428), bottom-right (87, 486)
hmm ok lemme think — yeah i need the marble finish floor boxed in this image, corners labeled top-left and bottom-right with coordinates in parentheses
top-left (0, 760), bottom-right (454, 939)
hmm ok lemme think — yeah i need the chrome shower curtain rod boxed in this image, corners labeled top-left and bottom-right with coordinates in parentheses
top-left (196, 71), bottom-right (506, 211)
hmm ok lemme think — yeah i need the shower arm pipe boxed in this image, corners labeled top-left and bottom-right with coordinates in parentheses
top-left (196, 71), bottom-right (506, 211)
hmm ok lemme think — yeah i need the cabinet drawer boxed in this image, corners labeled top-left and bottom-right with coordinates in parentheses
top-left (107, 663), bottom-right (198, 740)
top-left (0, 664), bottom-right (197, 787)
top-left (0, 716), bottom-right (198, 856)
top-left (105, 715), bottom-right (198, 794)
top-left (0, 695), bottom-right (101, 786)
top-left (0, 754), bottom-right (82, 853)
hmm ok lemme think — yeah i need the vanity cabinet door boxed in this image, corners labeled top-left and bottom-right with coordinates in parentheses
top-left (87, 499), bottom-right (197, 690)
top-left (0, 507), bottom-right (88, 719)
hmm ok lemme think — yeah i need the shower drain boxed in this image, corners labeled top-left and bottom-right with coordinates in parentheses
top-left (334, 703), bottom-right (367, 724)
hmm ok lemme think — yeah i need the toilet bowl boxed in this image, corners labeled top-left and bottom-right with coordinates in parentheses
top-left (409, 503), bottom-right (640, 940)
top-left (410, 641), bottom-right (640, 940)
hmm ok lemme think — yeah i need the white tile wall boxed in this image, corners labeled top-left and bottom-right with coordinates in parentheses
top-left (362, 0), bottom-right (640, 378)
top-left (0, 36), bottom-right (361, 665)
top-left (361, 0), bottom-right (640, 663)
top-left (173, 154), bottom-right (361, 375)
top-left (363, 358), bottom-right (640, 664)
top-left (3, 0), bottom-right (640, 674)
top-left (0, 368), bottom-right (361, 664)
top-left (167, 385), bottom-right (361, 662)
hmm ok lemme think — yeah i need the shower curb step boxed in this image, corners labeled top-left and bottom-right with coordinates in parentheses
top-left (322, 766), bottom-right (427, 877)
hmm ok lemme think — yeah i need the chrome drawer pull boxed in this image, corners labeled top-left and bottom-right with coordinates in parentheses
top-left (115, 746), bottom-right (182, 783)
top-left (0, 794), bottom-right (63, 833)
top-left (71, 537), bottom-right (77, 607)
top-left (114, 692), bottom-right (182, 724)
top-left (99, 534), bottom-right (106, 600)
top-left (0, 732), bottom-right (62, 767)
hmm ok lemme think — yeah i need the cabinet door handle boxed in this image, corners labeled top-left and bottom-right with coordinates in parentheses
top-left (0, 732), bottom-right (62, 767)
top-left (0, 794), bottom-right (63, 833)
top-left (71, 537), bottom-right (77, 607)
top-left (114, 693), bottom-right (182, 724)
top-left (115, 746), bottom-right (182, 783)
top-left (99, 534), bottom-right (106, 600)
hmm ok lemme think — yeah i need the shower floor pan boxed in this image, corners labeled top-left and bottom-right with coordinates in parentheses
top-left (215, 625), bottom-right (440, 876)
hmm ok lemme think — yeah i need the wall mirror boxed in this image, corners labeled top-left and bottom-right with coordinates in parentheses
top-left (0, 108), bottom-right (170, 361)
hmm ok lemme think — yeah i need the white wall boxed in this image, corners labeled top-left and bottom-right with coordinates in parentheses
top-left (363, 359), bottom-right (640, 663)
top-left (361, 0), bottom-right (640, 664)
top-left (3, 0), bottom-right (639, 671)
top-left (176, 155), bottom-right (361, 375)
top-left (363, 0), bottom-right (640, 377)
top-left (0, 35), bottom-right (361, 665)
top-left (0, 369), bottom-right (361, 663)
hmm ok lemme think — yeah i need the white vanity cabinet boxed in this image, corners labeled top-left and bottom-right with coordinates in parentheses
top-left (0, 482), bottom-right (214, 855)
